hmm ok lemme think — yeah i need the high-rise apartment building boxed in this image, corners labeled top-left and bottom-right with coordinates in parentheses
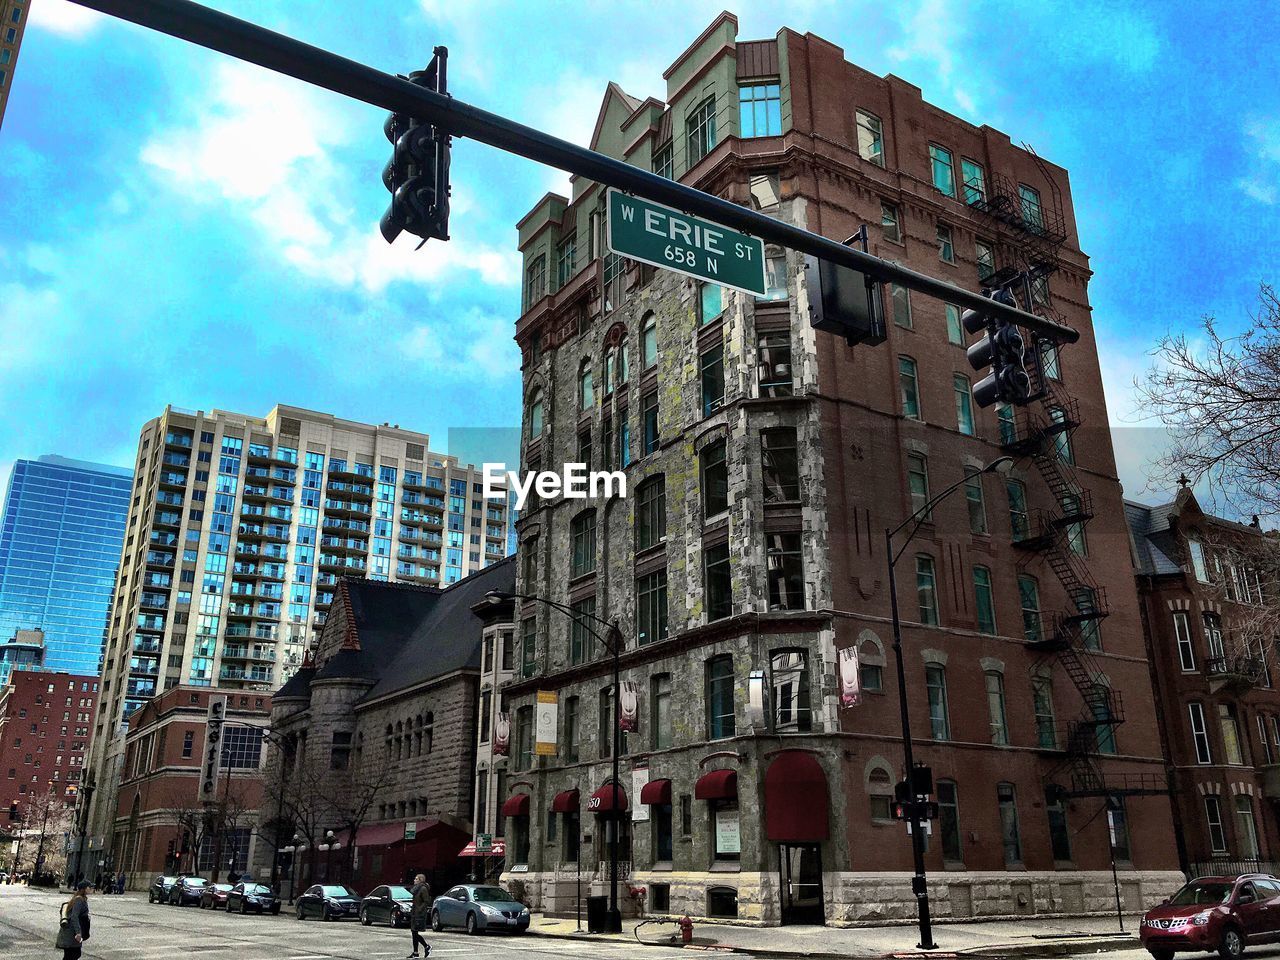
top-left (0, 456), bottom-right (133, 687)
top-left (85, 403), bottom-right (511, 851)
top-left (0, 0), bottom-right (29, 130)
top-left (499, 13), bottom-right (1181, 925)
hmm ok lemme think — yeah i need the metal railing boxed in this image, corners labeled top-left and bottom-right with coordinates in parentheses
top-left (1189, 859), bottom-right (1280, 879)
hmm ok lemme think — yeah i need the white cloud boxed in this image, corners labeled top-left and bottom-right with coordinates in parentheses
top-left (26, 0), bottom-right (107, 38)
top-left (1237, 117), bottom-right (1280, 206)
top-left (886, 0), bottom-right (980, 117)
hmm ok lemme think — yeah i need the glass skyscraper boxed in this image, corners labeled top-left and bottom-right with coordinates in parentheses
top-left (0, 456), bottom-right (133, 684)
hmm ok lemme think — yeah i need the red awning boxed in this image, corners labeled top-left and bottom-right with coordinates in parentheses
top-left (764, 750), bottom-right (830, 842)
top-left (695, 768), bottom-right (738, 800)
top-left (355, 818), bottom-right (442, 847)
top-left (640, 779), bottom-right (672, 805)
top-left (501, 792), bottom-right (531, 817)
top-left (588, 783), bottom-right (628, 813)
top-left (551, 789), bottom-right (580, 813)
top-left (458, 839), bottom-right (507, 858)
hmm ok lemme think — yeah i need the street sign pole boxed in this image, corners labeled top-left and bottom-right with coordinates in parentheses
top-left (66, 0), bottom-right (1077, 345)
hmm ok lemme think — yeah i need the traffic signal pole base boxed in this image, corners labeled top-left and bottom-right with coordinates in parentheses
top-left (605, 909), bottom-right (622, 934)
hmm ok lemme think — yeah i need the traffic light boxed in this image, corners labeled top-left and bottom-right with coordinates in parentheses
top-left (380, 47), bottom-right (451, 246)
top-left (804, 254), bottom-right (885, 346)
top-left (963, 287), bottom-right (1032, 408)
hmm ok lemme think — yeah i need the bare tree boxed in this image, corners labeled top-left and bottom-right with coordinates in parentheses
top-left (1137, 285), bottom-right (1280, 519)
top-left (1197, 522), bottom-right (1280, 671)
top-left (13, 790), bottom-right (74, 879)
top-left (161, 779), bottom-right (255, 877)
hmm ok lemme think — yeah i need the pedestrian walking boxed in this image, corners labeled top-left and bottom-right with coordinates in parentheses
top-left (55, 881), bottom-right (91, 960)
top-left (407, 873), bottom-right (431, 959)
top-left (115, 871), bottom-right (126, 895)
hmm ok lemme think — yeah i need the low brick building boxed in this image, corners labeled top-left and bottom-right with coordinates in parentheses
top-left (110, 686), bottom-right (271, 883)
top-left (260, 557), bottom-right (515, 892)
top-left (1129, 488), bottom-right (1280, 874)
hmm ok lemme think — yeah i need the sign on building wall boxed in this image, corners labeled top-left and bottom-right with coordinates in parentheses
top-left (838, 646), bottom-right (862, 708)
top-left (714, 807), bottom-right (741, 855)
top-left (747, 671), bottom-right (766, 729)
top-left (631, 765), bottom-right (650, 824)
top-left (493, 712), bottom-right (511, 757)
top-left (535, 691), bottom-right (558, 756)
top-left (199, 696), bottom-right (227, 803)
top-left (618, 680), bottom-right (639, 733)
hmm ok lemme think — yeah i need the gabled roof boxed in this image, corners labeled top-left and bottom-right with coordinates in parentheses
top-left (313, 578), bottom-right (443, 683)
top-left (589, 81), bottom-right (643, 151)
top-left (1125, 499), bottom-right (1184, 577)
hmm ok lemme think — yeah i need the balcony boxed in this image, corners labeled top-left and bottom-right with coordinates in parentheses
top-left (145, 552), bottom-right (176, 569)
top-left (237, 523), bottom-right (290, 543)
top-left (133, 638), bottom-right (161, 654)
top-left (327, 480), bottom-right (374, 501)
top-left (1206, 655), bottom-right (1266, 694)
top-left (223, 645), bottom-right (276, 663)
top-left (153, 510), bottom-right (183, 529)
top-left (324, 499), bottom-right (372, 517)
top-left (321, 536), bottom-right (369, 554)
top-left (158, 470), bottom-right (188, 490)
top-left (319, 555), bottom-right (367, 573)
top-left (164, 432), bottom-right (193, 450)
top-left (323, 516), bottom-right (371, 535)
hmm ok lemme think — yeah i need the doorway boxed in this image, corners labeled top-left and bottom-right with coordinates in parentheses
top-left (779, 843), bottom-right (824, 925)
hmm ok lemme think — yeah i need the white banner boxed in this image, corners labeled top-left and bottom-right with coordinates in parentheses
top-left (838, 645), bottom-right (862, 707)
top-left (631, 767), bottom-right (650, 823)
top-left (535, 691), bottom-right (558, 756)
top-left (199, 696), bottom-right (227, 803)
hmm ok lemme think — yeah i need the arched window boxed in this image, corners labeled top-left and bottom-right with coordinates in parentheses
top-left (866, 762), bottom-right (894, 821)
top-left (528, 388), bottom-right (544, 436)
top-left (604, 346), bottom-right (617, 394)
top-left (641, 313), bottom-right (658, 369)
top-left (579, 360), bottom-right (594, 410)
top-left (858, 632), bottom-right (886, 693)
top-left (384, 724), bottom-right (393, 756)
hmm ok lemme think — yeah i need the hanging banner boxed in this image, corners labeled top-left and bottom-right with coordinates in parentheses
top-left (747, 670), bottom-right (767, 729)
top-left (493, 712), bottom-right (511, 757)
top-left (838, 645), bottom-right (862, 708)
top-left (535, 691), bottom-right (558, 756)
top-left (631, 765), bottom-right (651, 823)
top-left (199, 696), bottom-right (227, 802)
top-left (618, 680), bottom-right (640, 733)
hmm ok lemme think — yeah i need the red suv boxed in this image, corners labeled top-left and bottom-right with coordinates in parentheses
top-left (1141, 874), bottom-right (1280, 960)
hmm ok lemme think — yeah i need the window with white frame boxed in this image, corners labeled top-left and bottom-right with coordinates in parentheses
top-left (1188, 702), bottom-right (1212, 764)
top-left (1173, 611), bottom-right (1196, 671)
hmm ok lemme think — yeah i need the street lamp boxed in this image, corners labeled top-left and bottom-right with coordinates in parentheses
top-left (318, 829), bottom-right (341, 883)
top-left (885, 455), bottom-right (1012, 951)
top-left (485, 588), bottom-right (624, 934)
top-left (283, 833), bottom-right (303, 903)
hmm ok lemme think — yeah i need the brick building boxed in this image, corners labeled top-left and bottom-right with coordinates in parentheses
top-left (260, 558), bottom-right (515, 892)
top-left (111, 686), bottom-right (271, 883)
top-left (1129, 488), bottom-right (1280, 874)
top-left (500, 12), bottom-right (1182, 925)
top-left (0, 669), bottom-right (97, 824)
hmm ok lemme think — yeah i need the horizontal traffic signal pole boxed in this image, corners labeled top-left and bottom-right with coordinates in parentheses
top-left (70, 0), bottom-right (1079, 344)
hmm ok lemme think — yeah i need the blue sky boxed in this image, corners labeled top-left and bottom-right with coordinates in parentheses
top-left (1, 0), bottom-right (1277, 511)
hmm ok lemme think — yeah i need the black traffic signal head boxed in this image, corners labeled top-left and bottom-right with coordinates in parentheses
top-left (380, 50), bottom-right (451, 246)
top-left (966, 288), bottom-right (1032, 408)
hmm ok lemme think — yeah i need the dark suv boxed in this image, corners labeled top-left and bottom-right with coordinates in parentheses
top-left (149, 875), bottom-right (180, 903)
top-left (1141, 874), bottom-right (1280, 960)
top-left (169, 876), bottom-right (208, 907)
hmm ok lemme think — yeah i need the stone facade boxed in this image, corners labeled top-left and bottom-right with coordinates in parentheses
top-left (501, 12), bottom-right (1183, 926)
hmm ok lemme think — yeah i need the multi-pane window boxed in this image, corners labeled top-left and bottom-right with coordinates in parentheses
top-left (868, 768), bottom-right (894, 821)
top-left (642, 314), bottom-right (658, 368)
top-left (946, 304), bottom-right (963, 345)
top-left (635, 477), bottom-right (666, 551)
top-left (1188, 539), bottom-right (1210, 582)
top-left (985, 671), bottom-right (1009, 745)
top-left (651, 674), bottom-right (672, 749)
top-left (1033, 676), bottom-right (1056, 748)
top-left (761, 428), bottom-right (800, 502)
top-left (637, 570), bottom-right (669, 646)
top-left (701, 440), bottom-right (729, 517)
top-left (570, 596), bottom-right (596, 665)
top-left (937, 222), bottom-right (955, 263)
top-left (976, 240), bottom-right (995, 282)
top-left (739, 82), bottom-right (781, 137)
top-left (973, 566), bottom-right (996, 634)
top-left (997, 782), bottom-right (1022, 865)
top-left (856, 110), bottom-right (884, 165)
top-left (765, 533), bottom-right (804, 610)
top-left (937, 780), bottom-right (962, 861)
top-left (926, 665), bottom-right (949, 740)
top-left (706, 655), bottom-right (736, 740)
top-left (1007, 479), bottom-right (1029, 540)
top-left (965, 471), bottom-right (988, 535)
top-left (906, 453), bottom-right (930, 518)
top-left (770, 650), bottom-right (811, 732)
top-left (1174, 612), bottom-right (1196, 671)
top-left (1049, 407), bottom-right (1073, 463)
top-left (899, 357), bottom-right (920, 419)
top-left (929, 144), bottom-right (956, 197)
top-left (891, 284), bottom-right (912, 327)
top-left (1204, 612), bottom-right (1226, 658)
top-left (524, 255), bottom-right (547, 310)
top-left (954, 375), bottom-right (975, 435)
top-left (1040, 340), bottom-right (1061, 379)
top-left (1018, 184), bottom-right (1043, 229)
top-left (652, 141), bottom-right (673, 180)
top-left (961, 158), bottom-right (986, 204)
top-left (579, 359), bottom-right (594, 410)
top-left (699, 282), bottom-right (724, 325)
top-left (1109, 798), bottom-right (1131, 862)
top-left (1205, 796), bottom-right (1227, 853)
top-left (686, 96), bottom-right (717, 166)
top-left (704, 543), bottom-right (732, 621)
top-left (570, 510), bottom-right (597, 577)
top-left (757, 332), bottom-right (793, 397)
top-left (556, 233), bottom-right (577, 287)
top-left (563, 696), bottom-right (579, 762)
top-left (1188, 702), bottom-right (1212, 764)
top-left (916, 555), bottom-right (938, 625)
top-left (220, 726), bottom-right (263, 769)
top-left (528, 390), bottom-right (544, 437)
top-left (701, 344), bottom-right (725, 416)
top-left (1018, 575), bottom-right (1042, 643)
top-left (641, 391), bottom-right (660, 455)
top-left (881, 201), bottom-right (900, 242)
top-left (1046, 787), bottom-right (1072, 862)
top-left (1237, 797), bottom-right (1261, 859)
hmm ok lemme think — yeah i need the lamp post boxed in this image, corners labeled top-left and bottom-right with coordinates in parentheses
top-left (285, 833), bottom-right (302, 903)
top-left (885, 455), bottom-right (1012, 951)
top-left (485, 589), bottom-right (624, 934)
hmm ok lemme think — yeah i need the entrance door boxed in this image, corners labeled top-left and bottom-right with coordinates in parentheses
top-left (779, 844), bottom-right (824, 925)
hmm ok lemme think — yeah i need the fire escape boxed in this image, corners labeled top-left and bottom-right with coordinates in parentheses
top-left (972, 150), bottom-right (1164, 800)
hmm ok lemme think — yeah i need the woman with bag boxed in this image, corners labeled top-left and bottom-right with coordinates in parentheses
top-left (56, 880), bottom-right (91, 960)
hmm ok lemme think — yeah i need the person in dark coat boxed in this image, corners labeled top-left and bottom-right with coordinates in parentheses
top-left (56, 881), bottom-right (91, 960)
top-left (407, 873), bottom-right (431, 958)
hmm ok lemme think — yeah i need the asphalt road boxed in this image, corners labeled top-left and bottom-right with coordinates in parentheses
top-left (0, 886), bottom-right (691, 960)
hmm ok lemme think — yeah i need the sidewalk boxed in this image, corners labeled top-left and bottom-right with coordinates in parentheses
top-left (527, 913), bottom-right (1144, 958)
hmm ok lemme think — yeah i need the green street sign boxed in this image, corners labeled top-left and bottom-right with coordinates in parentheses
top-left (607, 187), bottom-right (766, 297)
top-left (477, 833), bottom-right (492, 852)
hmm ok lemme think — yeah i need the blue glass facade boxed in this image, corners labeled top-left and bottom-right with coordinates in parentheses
top-left (0, 456), bottom-right (133, 683)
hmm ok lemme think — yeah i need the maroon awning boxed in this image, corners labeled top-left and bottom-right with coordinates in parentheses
top-left (695, 768), bottom-right (738, 800)
top-left (459, 839), bottom-right (507, 857)
top-left (501, 792), bottom-right (531, 817)
top-left (640, 779), bottom-right (672, 805)
top-left (764, 750), bottom-right (829, 842)
top-left (551, 789), bottom-right (580, 813)
top-left (588, 783), bottom-right (628, 813)
top-left (355, 818), bottom-right (442, 847)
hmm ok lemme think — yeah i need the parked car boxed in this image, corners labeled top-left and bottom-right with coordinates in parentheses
top-left (200, 883), bottom-right (234, 910)
top-left (295, 884), bottom-right (361, 921)
top-left (1140, 874), bottom-right (1280, 960)
top-left (149, 875), bottom-right (180, 903)
top-left (228, 882), bottom-right (281, 915)
top-left (169, 875), bottom-right (208, 906)
top-left (360, 885), bottom-right (414, 927)
top-left (430, 884), bottom-right (530, 935)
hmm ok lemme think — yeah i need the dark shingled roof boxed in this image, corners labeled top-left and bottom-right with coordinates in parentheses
top-left (313, 579), bottom-right (442, 683)
top-left (274, 665), bottom-right (315, 701)
top-left (1125, 499), bottom-right (1185, 577)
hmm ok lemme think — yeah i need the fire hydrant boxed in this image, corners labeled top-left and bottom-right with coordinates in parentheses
top-left (678, 914), bottom-right (694, 945)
